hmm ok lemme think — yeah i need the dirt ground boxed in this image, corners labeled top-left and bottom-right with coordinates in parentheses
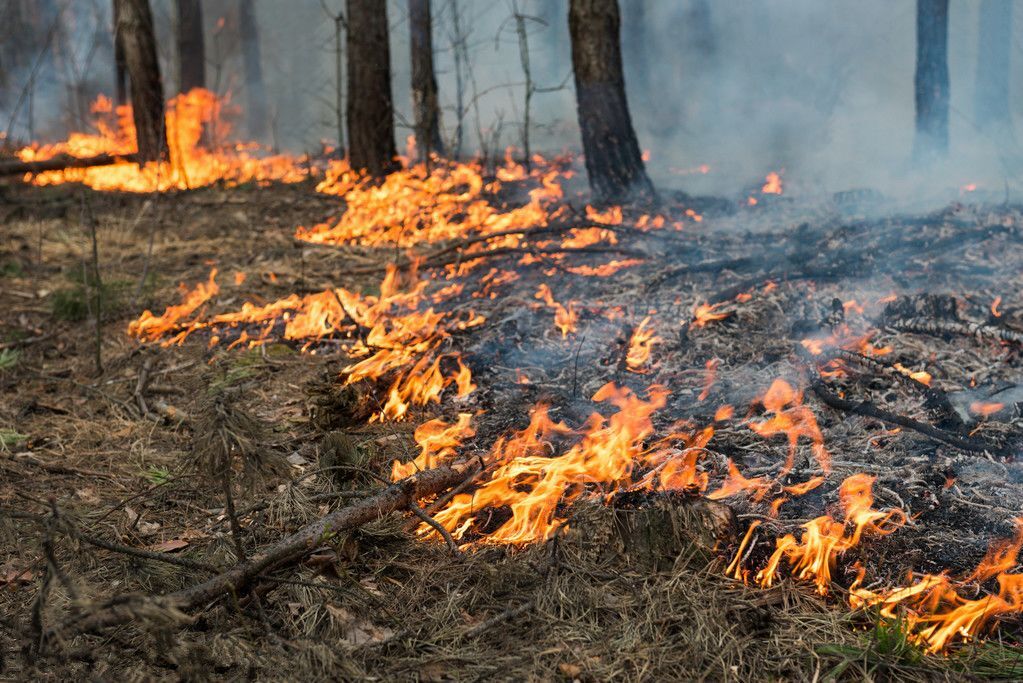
top-left (3, 178), bottom-right (1023, 681)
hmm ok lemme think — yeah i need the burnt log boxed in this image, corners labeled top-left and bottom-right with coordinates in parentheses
top-left (0, 152), bottom-right (142, 177)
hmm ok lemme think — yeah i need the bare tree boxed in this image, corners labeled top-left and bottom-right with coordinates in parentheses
top-left (974, 0), bottom-right (1012, 139)
top-left (347, 0), bottom-right (397, 176)
top-left (568, 0), bottom-right (653, 202)
top-left (115, 0), bottom-right (167, 161)
top-left (237, 0), bottom-right (268, 139)
top-left (410, 0), bottom-right (444, 160)
top-left (175, 0), bottom-right (205, 93)
top-left (914, 0), bottom-right (949, 161)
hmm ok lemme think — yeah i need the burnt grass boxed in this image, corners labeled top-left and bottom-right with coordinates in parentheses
top-left (2, 178), bottom-right (1023, 680)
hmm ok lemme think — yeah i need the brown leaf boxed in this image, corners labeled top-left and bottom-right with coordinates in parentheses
top-left (0, 567), bottom-right (35, 585)
top-left (148, 538), bottom-right (190, 553)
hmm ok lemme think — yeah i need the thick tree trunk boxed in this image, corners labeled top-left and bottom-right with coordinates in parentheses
top-left (914, 0), bottom-right (950, 160)
top-left (569, 0), bottom-right (654, 203)
top-left (237, 0), bottom-right (268, 139)
top-left (346, 0), bottom-right (398, 177)
top-left (409, 0), bottom-right (444, 159)
top-left (113, 0), bottom-right (128, 106)
top-left (175, 0), bottom-right (206, 94)
top-left (115, 0), bottom-right (167, 162)
top-left (974, 0), bottom-right (1012, 137)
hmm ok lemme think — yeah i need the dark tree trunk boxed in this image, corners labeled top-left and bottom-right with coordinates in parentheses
top-left (409, 0), bottom-right (444, 159)
top-left (113, 0), bottom-right (128, 106)
top-left (175, 0), bottom-right (206, 93)
top-left (115, 0), bottom-right (167, 162)
top-left (974, 0), bottom-right (1012, 136)
top-left (569, 0), bottom-right (654, 203)
top-left (237, 0), bottom-right (267, 139)
top-left (914, 0), bottom-right (950, 160)
top-left (346, 0), bottom-right (397, 177)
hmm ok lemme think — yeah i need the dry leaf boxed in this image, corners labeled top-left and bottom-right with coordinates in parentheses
top-left (149, 538), bottom-right (190, 553)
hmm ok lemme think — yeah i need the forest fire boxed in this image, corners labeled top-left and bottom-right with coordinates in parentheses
top-left (7, 0), bottom-right (1023, 678)
top-left (15, 89), bottom-right (306, 192)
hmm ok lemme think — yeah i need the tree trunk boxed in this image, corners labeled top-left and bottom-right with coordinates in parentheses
top-left (974, 0), bottom-right (1012, 137)
top-left (569, 0), bottom-right (654, 203)
top-left (113, 0), bottom-right (128, 106)
top-left (409, 0), bottom-right (444, 159)
top-left (914, 0), bottom-right (950, 161)
top-left (175, 0), bottom-right (206, 94)
top-left (347, 0), bottom-right (398, 177)
top-left (115, 0), bottom-right (167, 162)
top-left (237, 0), bottom-right (268, 139)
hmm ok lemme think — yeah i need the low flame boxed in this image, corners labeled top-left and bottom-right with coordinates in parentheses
top-left (625, 317), bottom-right (661, 373)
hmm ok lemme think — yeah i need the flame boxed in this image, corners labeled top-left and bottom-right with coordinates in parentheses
top-left (753, 474), bottom-right (905, 595)
top-left (391, 413), bottom-right (475, 479)
top-left (585, 204), bottom-right (623, 225)
top-left (535, 284), bottom-right (578, 338)
top-left (761, 171), bottom-right (783, 194)
top-left (698, 359), bottom-right (719, 401)
top-left (625, 317), bottom-right (661, 373)
top-left (692, 302), bottom-right (730, 327)
top-left (749, 379), bottom-right (830, 474)
top-left (849, 520), bottom-right (1023, 654)
top-left (991, 296), bottom-right (1002, 318)
top-left (430, 383), bottom-right (668, 544)
top-left (297, 153), bottom-right (567, 249)
top-left (18, 89), bottom-right (305, 192)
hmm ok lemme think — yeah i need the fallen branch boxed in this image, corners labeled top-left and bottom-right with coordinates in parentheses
top-left (0, 152), bottom-right (141, 177)
top-left (46, 461), bottom-right (478, 643)
top-left (809, 379), bottom-right (997, 455)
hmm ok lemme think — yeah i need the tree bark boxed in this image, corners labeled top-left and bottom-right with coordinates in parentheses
top-left (974, 0), bottom-right (1012, 137)
top-left (914, 0), bottom-right (950, 161)
top-left (115, 0), bottom-right (167, 162)
top-left (237, 0), bottom-right (268, 139)
top-left (569, 0), bottom-right (654, 203)
top-left (175, 0), bottom-right (206, 94)
top-left (409, 0), bottom-right (444, 159)
top-left (347, 0), bottom-right (398, 177)
top-left (112, 0), bottom-right (128, 106)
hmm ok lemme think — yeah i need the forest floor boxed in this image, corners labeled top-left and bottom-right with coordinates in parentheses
top-left (3, 176), bottom-right (1023, 681)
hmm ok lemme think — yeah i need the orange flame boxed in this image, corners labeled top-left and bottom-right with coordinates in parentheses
top-left (625, 317), bottom-right (661, 373)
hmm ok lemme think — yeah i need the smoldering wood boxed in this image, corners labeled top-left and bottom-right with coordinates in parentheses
top-left (114, 0), bottom-right (167, 162)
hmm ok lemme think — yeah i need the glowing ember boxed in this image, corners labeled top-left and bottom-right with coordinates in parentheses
top-left (692, 302), bottom-right (730, 327)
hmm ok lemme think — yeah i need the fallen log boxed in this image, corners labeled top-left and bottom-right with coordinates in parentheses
top-left (0, 152), bottom-right (141, 177)
top-left (46, 459), bottom-right (479, 644)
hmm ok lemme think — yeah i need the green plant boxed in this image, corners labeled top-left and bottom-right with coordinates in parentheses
top-left (0, 260), bottom-right (24, 278)
top-left (0, 348), bottom-right (19, 371)
top-left (143, 466), bottom-right (172, 485)
top-left (0, 429), bottom-right (27, 452)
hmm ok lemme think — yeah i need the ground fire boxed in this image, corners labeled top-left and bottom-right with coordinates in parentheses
top-left (3, 1), bottom-right (1023, 680)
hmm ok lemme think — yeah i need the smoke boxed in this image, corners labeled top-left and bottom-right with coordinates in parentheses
top-left (6, 0), bottom-right (1023, 204)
